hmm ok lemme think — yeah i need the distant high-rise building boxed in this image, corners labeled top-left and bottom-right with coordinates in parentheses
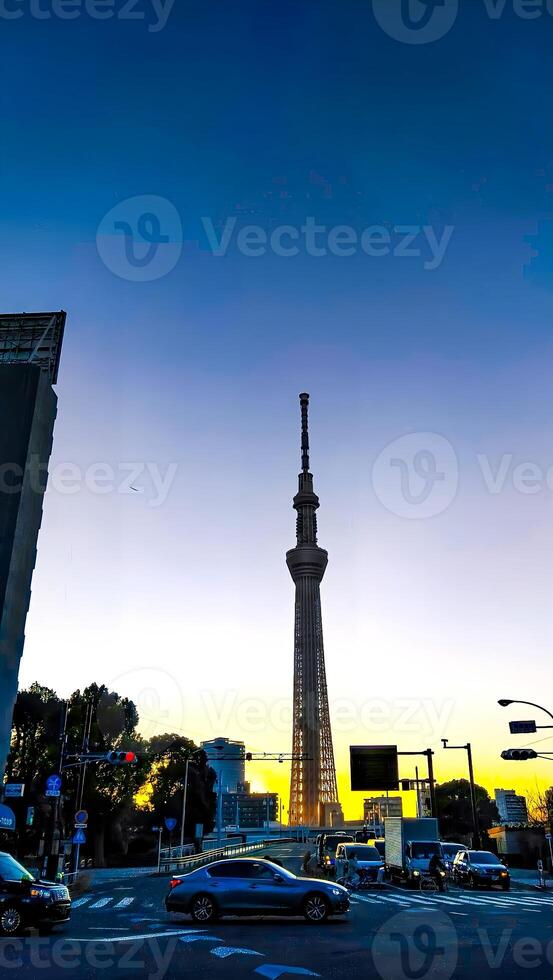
top-left (494, 788), bottom-right (529, 824)
top-left (364, 796), bottom-right (403, 835)
top-left (287, 394), bottom-right (341, 827)
top-left (201, 737), bottom-right (245, 792)
top-left (0, 312), bottom-right (66, 779)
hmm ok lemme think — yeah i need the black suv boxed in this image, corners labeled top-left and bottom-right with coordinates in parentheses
top-left (452, 850), bottom-right (510, 891)
top-left (0, 852), bottom-right (71, 935)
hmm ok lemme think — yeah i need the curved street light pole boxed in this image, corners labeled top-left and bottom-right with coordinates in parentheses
top-left (498, 699), bottom-right (553, 724)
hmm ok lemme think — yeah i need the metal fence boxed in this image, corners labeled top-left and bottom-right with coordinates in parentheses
top-left (159, 837), bottom-right (295, 874)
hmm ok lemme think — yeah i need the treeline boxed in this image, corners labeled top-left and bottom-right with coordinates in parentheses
top-left (4, 682), bottom-right (217, 866)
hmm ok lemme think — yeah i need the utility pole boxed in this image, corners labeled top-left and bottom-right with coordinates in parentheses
top-left (44, 701), bottom-right (68, 880)
top-left (442, 739), bottom-right (481, 849)
top-left (72, 701), bottom-right (93, 874)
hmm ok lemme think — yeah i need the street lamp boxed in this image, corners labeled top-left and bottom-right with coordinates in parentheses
top-left (498, 699), bottom-right (553, 723)
top-left (441, 738), bottom-right (481, 849)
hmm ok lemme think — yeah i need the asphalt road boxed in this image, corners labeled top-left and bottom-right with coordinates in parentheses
top-left (2, 842), bottom-right (553, 979)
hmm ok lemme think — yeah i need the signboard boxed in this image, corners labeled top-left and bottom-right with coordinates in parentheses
top-left (26, 806), bottom-right (35, 828)
top-left (73, 829), bottom-right (86, 845)
top-left (164, 817), bottom-right (177, 832)
top-left (4, 784), bottom-right (25, 798)
top-left (46, 774), bottom-right (62, 798)
top-left (350, 745), bottom-right (399, 792)
top-left (509, 720), bottom-right (537, 735)
top-left (0, 804), bottom-right (16, 831)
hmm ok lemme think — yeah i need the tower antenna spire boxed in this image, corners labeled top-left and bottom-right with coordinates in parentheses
top-left (300, 392), bottom-right (310, 473)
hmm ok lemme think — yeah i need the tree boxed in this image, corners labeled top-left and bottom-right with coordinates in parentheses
top-left (61, 684), bottom-right (148, 867)
top-left (436, 779), bottom-right (499, 841)
top-left (7, 683), bottom-right (63, 787)
top-left (135, 734), bottom-right (216, 841)
top-left (526, 786), bottom-right (553, 830)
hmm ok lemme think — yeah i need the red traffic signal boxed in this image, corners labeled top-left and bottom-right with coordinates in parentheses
top-left (106, 751), bottom-right (137, 765)
top-left (501, 748), bottom-right (538, 761)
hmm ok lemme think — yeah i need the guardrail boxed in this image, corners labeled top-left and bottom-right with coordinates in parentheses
top-left (159, 837), bottom-right (295, 874)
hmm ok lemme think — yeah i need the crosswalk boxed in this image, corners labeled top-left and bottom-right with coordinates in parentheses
top-left (73, 895), bottom-right (145, 910)
top-left (72, 888), bottom-right (553, 917)
top-left (350, 888), bottom-right (553, 914)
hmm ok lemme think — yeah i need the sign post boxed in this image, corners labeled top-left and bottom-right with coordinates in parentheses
top-left (165, 817), bottom-right (177, 863)
top-left (45, 775), bottom-right (62, 798)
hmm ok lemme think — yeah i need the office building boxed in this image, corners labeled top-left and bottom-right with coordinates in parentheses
top-left (494, 789), bottom-right (529, 825)
top-left (364, 796), bottom-right (403, 835)
top-left (0, 312), bottom-right (66, 779)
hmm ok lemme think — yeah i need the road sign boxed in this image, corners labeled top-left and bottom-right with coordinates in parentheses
top-left (350, 745), bottom-right (399, 792)
top-left (45, 774), bottom-right (62, 798)
top-left (73, 829), bottom-right (86, 845)
top-left (0, 804), bottom-right (16, 831)
top-left (4, 783), bottom-right (25, 798)
top-left (509, 720), bottom-right (537, 734)
top-left (75, 809), bottom-right (88, 827)
top-left (165, 817), bottom-right (177, 832)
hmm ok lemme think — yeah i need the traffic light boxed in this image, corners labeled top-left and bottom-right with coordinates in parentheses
top-left (501, 748), bottom-right (538, 761)
top-left (106, 751), bottom-right (137, 765)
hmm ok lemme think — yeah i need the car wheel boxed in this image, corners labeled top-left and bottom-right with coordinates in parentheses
top-left (0, 907), bottom-right (23, 936)
top-left (502, 882), bottom-right (510, 892)
top-left (190, 894), bottom-right (218, 924)
top-left (303, 894), bottom-right (329, 923)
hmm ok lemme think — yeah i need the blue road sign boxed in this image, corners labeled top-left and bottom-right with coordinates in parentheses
top-left (164, 817), bottom-right (177, 832)
top-left (73, 829), bottom-right (86, 845)
top-left (75, 810), bottom-right (88, 826)
top-left (0, 804), bottom-right (16, 831)
top-left (46, 774), bottom-right (62, 797)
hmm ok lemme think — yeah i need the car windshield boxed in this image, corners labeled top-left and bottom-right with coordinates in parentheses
top-left (441, 845), bottom-right (462, 858)
top-left (470, 852), bottom-right (500, 865)
top-left (0, 853), bottom-right (34, 882)
top-left (411, 842), bottom-right (441, 858)
top-left (325, 835), bottom-right (353, 852)
top-left (344, 845), bottom-right (381, 861)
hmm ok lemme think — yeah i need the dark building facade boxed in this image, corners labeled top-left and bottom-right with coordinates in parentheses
top-left (0, 313), bottom-right (65, 778)
top-left (287, 394), bottom-right (341, 827)
top-left (222, 787), bottom-right (278, 829)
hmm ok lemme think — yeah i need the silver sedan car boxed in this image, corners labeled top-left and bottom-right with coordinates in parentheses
top-left (165, 857), bottom-right (350, 923)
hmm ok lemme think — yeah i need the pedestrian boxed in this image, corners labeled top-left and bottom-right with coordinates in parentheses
top-left (302, 851), bottom-right (311, 875)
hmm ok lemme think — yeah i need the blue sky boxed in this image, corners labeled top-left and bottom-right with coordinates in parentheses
top-left (4, 0), bottom-right (553, 811)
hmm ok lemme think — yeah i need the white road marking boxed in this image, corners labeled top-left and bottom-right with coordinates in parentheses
top-left (211, 947), bottom-right (264, 958)
top-left (179, 934), bottom-right (223, 944)
top-left (89, 898), bottom-right (112, 909)
top-left (114, 897), bottom-right (135, 908)
top-left (71, 897), bottom-right (92, 908)
top-left (74, 930), bottom-right (201, 943)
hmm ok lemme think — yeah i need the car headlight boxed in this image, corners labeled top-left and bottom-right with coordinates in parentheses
top-left (500, 871), bottom-right (508, 876)
top-left (412, 871), bottom-right (420, 877)
top-left (30, 888), bottom-right (51, 899)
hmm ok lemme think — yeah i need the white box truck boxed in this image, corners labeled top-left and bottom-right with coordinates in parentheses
top-left (384, 817), bottom-right (441, 886)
